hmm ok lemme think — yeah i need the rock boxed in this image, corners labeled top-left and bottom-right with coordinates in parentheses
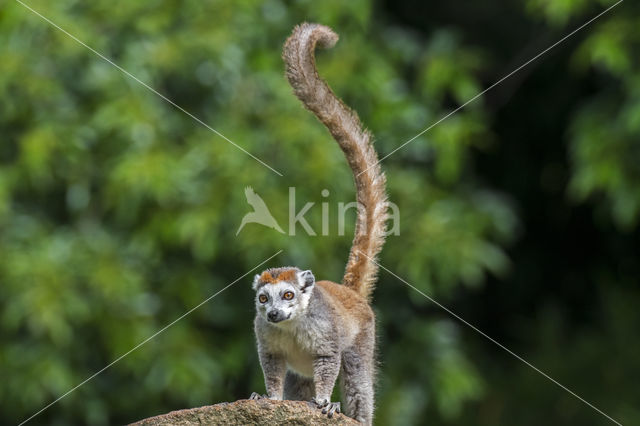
top-left (129, 399), bottom-right (359, 425)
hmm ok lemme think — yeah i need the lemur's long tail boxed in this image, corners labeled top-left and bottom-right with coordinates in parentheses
top-left (283, 23), bottom-right (388, 301)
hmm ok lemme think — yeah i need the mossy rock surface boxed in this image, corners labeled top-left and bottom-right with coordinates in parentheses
top-left (130, 399), bottom-right (359, 425)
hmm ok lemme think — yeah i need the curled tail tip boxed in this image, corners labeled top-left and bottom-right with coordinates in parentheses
top-left (284, 22), bottom-right (339, 54)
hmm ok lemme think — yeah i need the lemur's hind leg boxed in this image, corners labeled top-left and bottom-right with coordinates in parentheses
top-left (283, 371), bottom-right (315, 401)
top-left (340, 333), bottom-right (375, 425)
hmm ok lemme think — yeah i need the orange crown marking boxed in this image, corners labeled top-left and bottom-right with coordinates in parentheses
top-left (260, 269), bottom-right (297, 284)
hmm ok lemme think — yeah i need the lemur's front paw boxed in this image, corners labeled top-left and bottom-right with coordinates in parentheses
top-left (249, 392), bottom-right (267, 400)
top-left (311, 397), bottom-right (341, 418)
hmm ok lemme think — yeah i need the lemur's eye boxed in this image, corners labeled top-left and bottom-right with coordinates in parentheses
top-left (259, 294), bottom-right (268, 303)
top-left (283, 291), bottom-right (294, 300)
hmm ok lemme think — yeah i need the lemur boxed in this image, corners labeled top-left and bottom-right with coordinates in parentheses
top-left (250, 23), bottom-right (388, 425)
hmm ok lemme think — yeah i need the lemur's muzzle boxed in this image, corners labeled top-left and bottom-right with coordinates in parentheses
top-left (267, 310), bottom-right (289, 323)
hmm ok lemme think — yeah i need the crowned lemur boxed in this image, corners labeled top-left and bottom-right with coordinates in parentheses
top-left (250, 23), bottom-right (388, 425)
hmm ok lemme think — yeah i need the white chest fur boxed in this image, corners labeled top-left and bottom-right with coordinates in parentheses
top-left (267, 323), bottom-right (317, 378)
top-left (284, 345), bottom-right (314, 377)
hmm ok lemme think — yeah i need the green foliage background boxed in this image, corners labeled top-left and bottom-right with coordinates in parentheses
top-left (0, 0), bottom-right (638, 424)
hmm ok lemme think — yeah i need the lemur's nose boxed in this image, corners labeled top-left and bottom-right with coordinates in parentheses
top-left (267, 311), bottom-right (278, 321)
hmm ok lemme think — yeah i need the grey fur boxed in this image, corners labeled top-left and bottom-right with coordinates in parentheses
top-left (252, 267), bottom-right (375, 424)
top-left (283, 371), bottom-right (314, 401)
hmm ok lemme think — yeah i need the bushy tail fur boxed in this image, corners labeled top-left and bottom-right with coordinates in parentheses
top-left (283, 23), bottom-right (388, 301)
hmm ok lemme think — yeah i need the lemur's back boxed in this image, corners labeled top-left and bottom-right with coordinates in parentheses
top-left (316, 281), bottom-right (373, 327)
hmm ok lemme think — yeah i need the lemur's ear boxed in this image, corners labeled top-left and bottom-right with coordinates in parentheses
top-left (252, 274), bottom-right (261, 291)
top-left (297, 270), bottom-right (315, 292)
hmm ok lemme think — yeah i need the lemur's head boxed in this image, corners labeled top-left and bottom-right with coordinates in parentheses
top-left (252, 267), bottom-right (315, 325)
